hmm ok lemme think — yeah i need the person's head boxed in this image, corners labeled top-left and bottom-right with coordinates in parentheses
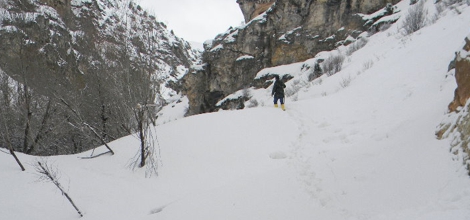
top-left (274, 75), bottom-right (280, 81)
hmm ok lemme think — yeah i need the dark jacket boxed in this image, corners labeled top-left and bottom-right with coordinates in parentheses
top-left (272, 80), bottom-right (286, 98)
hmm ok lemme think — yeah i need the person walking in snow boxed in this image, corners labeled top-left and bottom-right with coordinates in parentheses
top-left (271, 75), bottom-right (286, 111)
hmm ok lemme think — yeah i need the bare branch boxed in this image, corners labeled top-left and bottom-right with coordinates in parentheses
top-left (35, 160), bottom-right (83, 217)
top-left (83, 123), bottom-right (115, 155)
top-left (79, 150), bottom-right (113, 159)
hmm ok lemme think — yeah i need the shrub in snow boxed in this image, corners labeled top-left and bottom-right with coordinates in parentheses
top-left (435, 0), bottom-right (469, 14)
top-left (362, 60), bottom-right (374, 72)
top-left (246, 99), bottom-right (259, 108)
top-left (402, 0), bottom-right (428, 35)
top-left (434, 0), bottom-right (467, 17)
top-left (308, 62), bottom-right (323, 81)
top-left (291, 93), bottom-right (299, 102)
top-left (339, 76), bottom-right (352, 88)
top-left (229, 101), bottom-right (244, 110)
top-left (444, 0), bottom-right (467, 5)
top-left (317, 78), bottom-right (323, 85)
top-left (285, 79), bottom-right (301, 97)
top-left (322, 53), bottom-right (345, 76)
top-left (346, 38), bottom-right (369, 56)
top-left (242, 87), bottom-right (251, 99)
top-left (379, 22), bottom-right (393, 32)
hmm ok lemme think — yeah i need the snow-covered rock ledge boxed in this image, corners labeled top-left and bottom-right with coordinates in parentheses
top-left (438, 33), bottom-right (470, 174)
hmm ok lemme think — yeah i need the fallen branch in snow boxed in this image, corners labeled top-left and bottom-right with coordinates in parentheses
top-left (78, 150), bottom-right (113, 159)
top-left (35, 160), bottom-right (83, 217)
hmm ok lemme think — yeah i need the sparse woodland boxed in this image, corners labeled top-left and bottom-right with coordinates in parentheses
top-left (0, 0), bottom-right (197, 158)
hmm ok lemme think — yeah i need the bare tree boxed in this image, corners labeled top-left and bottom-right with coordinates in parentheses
top-left (122, 18), bottom-right (162, 177)
top-left (127, 60), bottom-right (162, 177)
top-left (128, 104), bottom-right (160, 177)
top-left (0, 0), bottom-right (174, 158)
top-left (35, 159), bottom-right (83, 217)
top-left (402, 0), bottom-right (428, 35)
top-left (0, 42), bottom-right (54, 155)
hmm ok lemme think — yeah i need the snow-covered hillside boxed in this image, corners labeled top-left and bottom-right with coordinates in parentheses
top-left (2, 1), bottom-right (470, 220)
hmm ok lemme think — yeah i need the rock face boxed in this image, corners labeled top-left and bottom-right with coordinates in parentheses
top-left (449, 36), bottom-right (470, 112)
top-left (438, 108), bottom-right (470, 175)
top-left (237, 0), bottom-right (275, 22)
top-left (0, 0), bottom-right (198, 96)
top-left (182, 0), bottom-right (400, 115)
top-left (438, 34), bottom-right (470, 174)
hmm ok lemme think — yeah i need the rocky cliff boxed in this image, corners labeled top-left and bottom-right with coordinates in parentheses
top-left (0, 0), bottom-right (198, 98)
top-left (0, 0), bottom-right (199, 155)
top-left (237, 0), bottom-right (275, 22)
top-left (181, 0), bottom-right (400, 115)
top-left (438, 34), bottom-right (470, 174)
top-left (449, 36), bottom-right (470, 112)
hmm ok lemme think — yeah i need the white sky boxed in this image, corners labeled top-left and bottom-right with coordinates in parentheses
top-left (136, 0), bottom-right (245, 43)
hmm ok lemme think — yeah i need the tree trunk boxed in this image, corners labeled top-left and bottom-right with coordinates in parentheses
top-left (22, 84), bottom-right (32, 153)
top-left (8, 145), bottom-right (25, 171)
top-left (138, 108), bottom-right (146, 167)
top-left (26, 98), bottom-right (52, 154)
top-left (2, 115), bottom-right (25, 171)
top-left (101, 102), bottom-right (108, 141)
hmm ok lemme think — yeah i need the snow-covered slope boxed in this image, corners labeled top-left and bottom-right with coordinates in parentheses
top-left (2, 1), bottom-right (470, 220)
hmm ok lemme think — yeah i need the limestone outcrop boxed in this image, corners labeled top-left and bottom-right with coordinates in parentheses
top-left (437, 34), bottom-right (470, 174)
top-left (182, 0), bottom-right (400, 115)
top-left (449, 36), bottom-right (470, 111)
top-left (237, 0), bottom-right (275, 22)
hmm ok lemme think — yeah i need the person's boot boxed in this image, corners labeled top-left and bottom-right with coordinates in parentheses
top-left (281, 104), bottom-right (285, 111)
top-left (274, 104), bottom-right (278, 108)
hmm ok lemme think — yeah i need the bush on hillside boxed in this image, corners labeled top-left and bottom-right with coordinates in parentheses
top-left (346, 38), bottom-right (369, 56)
top-left (441, 0), bottom-right (468, 5)
top-left (402, 0), bottom-right (428, 35)
top-left (308, 62), bottom-right (323, 81)
top-left (322, 53), bottom-right (345, 76)
top-left (246, 99), bottom-right (259, 108)
top-left (339, 76), bottom-right (352, 88)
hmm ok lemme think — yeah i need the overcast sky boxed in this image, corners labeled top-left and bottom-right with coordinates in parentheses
top-left (137, 0), bottom-right (245, 43)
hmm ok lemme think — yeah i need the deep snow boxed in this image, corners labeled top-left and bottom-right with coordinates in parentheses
top-left (2, 1), bottom-right (470, 220)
